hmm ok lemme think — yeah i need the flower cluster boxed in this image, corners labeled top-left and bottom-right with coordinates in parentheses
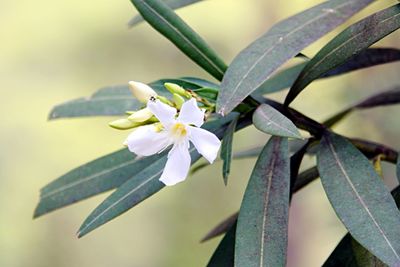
top-left (110, 81), bottom-right (221, 186)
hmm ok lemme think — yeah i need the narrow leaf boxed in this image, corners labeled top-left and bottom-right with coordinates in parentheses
top-left (77, 115), bottom-right (243, 237)
top-left (317, 132), bottom-right (400, 266)
top-left (34, 149), bottom-right (162, 218)
top-left (255, 48), bottom-right (400, 96)
top-left (130, 0), bottom-right (227, 80)
top-left (235, 137), bottom-right (290, 267)
top-left (201, 212), bottom-right (238, 243)
top-left (217, 0), bottom-right (373, 114)
top-left (324, 86), bottom-right (400, 127)
top-left (220, 113), bottom-right (239, 185)
top-left (397, 152), bottom-right (400, 183)
top-left (324, 186), bottom-right (400, 267)
top-left (128, 0), bottom-right (205, 27)
top-left (253, 104), bottom-right (302, 139)
top-left (286, 4), bottom-right (400, 105)
top-left (207, 223), bottom-right (236, 267)
top-left (49, 78), bottom-right (208, 119)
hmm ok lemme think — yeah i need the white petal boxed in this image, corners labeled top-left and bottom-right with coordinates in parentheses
top-left (147, 100), bottom-right (177, 127)
top-left (177, 98), bottom-right (205, 127)
top-left (188, 126), bottom-right (221, 163)
top-left (128, 81), bottom-right (158, 103)
top-left (159, 142), bottom-right (191, 186)
top-left (125, 125), bottom-right (170, 156)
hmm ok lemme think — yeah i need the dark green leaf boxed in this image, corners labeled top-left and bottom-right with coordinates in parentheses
top-left (193, 87), bottom-right (219, 101)
top-left (255, 48), bottom-right (400, 97)
top-left (34, 149), bottom-right (163, 218)
top-left (217, 0), bottom-right (373, 115)
top-left (49, 78), bottom-right (208, 119)
top-left (220, 113), bottom-right (239, 185)
top-left (317, 132), bottom-right (400, 266)
top-left (77, 115), bottom-right (241, 237)
top-left (235, 137), bottom-right (290, 267)
top-left (130, 0), bottom-right (227, 80)
top-left (202, 212), bottom-right (238, 243)
top-left (128, 0), bottom-right (205, 27)
top-left (207, 223), bottom-right (236, 267)
top-left (286, 4), bottom-right (400, 105)
top-left (253, 104), bottom-right (302, 139)
top-left (324, 86), bottom-right (400, 127)
top-left (323, 186), bottom-right (400, 267)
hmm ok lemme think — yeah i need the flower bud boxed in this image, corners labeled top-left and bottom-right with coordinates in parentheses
top-left (127, 107), bottom-right (154, 122)
top-left (172, 93), bottom-right (185, 109)
top-left (128, 81), bottom-right (157, 103)
top-left (156, 95), bottom-right (174, 106)
top-left (109, 118), bottom-right (142, 130)
top-left (164, 83), bottom-right (191, 98)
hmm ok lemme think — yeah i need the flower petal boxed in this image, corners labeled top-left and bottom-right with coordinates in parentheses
top-left (159, 141), bottom-right (191, 186)
top-left (177, 98), bottom-right (205, 127)
top-left (124, 125), bottom-right (170, 156)
top-left (188, 126), bottom-right (221, 163)
top-left (147, 100), bottom-right (177, 127)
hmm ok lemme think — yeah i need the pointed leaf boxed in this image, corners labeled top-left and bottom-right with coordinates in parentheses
top-left (324, 86), bottom-right (400, 127)
top-left (317, 132), bottom-right (400, 266)
top-left (49, 78), bottom-right (208, 119)
top-left (77, 115), bottom-right (244, 237)
top-left (255, 48), bottom-right (400, 96)
top-left (220, 113), bottom-right (239, 185)
top-left (128, 0), bottom-right (205, 27)
top-left (34, 149), bottom-right (163, 218)
top-left (324, 186), bottom-right (400, 267)
top-left (217, 0), bottom-right (373, 114)
top-left (207, 223), bottom-right (236, 267)
top-left (201, 212), bottom-right (238, 242)
top-left (129, 0), bottom-right (227, 80)
top-left (235, 136), bottom-right (290, 267)
top-left (286, 4), bottom-right (400, 105)
top-left (253, 104), bottom-right (302, 139)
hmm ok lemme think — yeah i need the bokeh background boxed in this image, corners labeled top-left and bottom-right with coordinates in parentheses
top-left (1, 0), bottom-right (400, 266)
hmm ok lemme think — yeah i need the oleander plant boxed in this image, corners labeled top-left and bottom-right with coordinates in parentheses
top-left (34, 0), bottom-right (400, 266)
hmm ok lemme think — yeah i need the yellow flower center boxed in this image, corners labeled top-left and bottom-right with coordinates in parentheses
top-left (170, 122), bottom-right (187, 138)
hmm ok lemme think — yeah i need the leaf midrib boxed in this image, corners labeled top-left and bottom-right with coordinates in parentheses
top-left (220, 1), bottom-right (350, 112)
top-left (298, 11), bottom-right (400, 87)
top-left (326, 138), bottom-right (400, 261)
top-left (137, 0), bottom-right (225, 76)
top-left (40, 157), bottom-right (137, 199)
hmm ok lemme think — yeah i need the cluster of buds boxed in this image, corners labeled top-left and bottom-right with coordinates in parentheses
top-left (109, 81), bottom-right (213, 130)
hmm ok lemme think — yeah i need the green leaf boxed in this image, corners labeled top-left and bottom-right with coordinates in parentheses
top-left (220, 113), bottom-right (239, 185)
top-left (253, 104), bottom-right (302, 139)
top-left (129, 0), bottom-right (227, 80)
top-left (33, 149), bottom-right (163, 218)
top-left (255, 48), bottom-right (400, 96)
top-left (324, 186), bottom-right (400, 267)
top-left (323, 86), bottom-right (400, 128)
top-left (317, 132), bottom-right (400, 266)
top-left (207, 223), bottom-right (236, 267)
top-left (217, 0), bottom-right (373, 115)
top-left (49, 78), bottom-right (209, 119)
top-left (201, 212), bottom-right (238, 243)
top-left (285, 4), bottom-right (400, 105)
top-left (235, 136), bottom-right (290, 267)
top-left (77, 115), bottom-right (243, 237)
top-left (128, 0), bottom-right (205, 27)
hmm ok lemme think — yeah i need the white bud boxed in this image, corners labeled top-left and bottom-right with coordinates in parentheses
top-left (127, 107), bottom-right (154, 122)
top-left (128, 81), bottom-right (157, 103)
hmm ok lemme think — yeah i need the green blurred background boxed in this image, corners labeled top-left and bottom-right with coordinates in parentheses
top-left (1, 0), bottom-right (399, 266)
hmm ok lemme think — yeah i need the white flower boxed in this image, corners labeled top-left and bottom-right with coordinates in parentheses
top-left (128, 81), bottom-right (157, 103)
top-left (125, 98), bottom-right (221, 186)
